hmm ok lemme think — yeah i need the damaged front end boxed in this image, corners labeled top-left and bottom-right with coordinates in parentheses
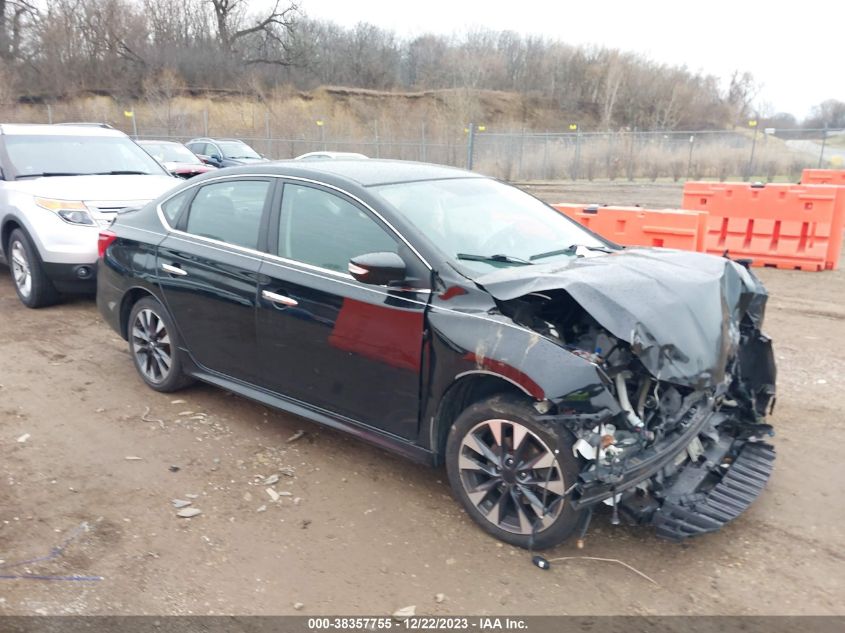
top-left (483, 249), bottom-right (777, 541)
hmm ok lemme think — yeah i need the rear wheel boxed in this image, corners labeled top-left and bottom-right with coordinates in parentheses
top-left (446, 394), bottom-right (583, 549)
top-left (7, 228), bottom-right (60, 308)
top-left (128, 297), bottom-right (192, 392)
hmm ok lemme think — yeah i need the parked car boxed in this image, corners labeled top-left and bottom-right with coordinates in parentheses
top-left (294, 151), bottom-right (368, 161)
top-left (97, 160), bottom-right (777, 549)
top-left (138, 140), bottom-right (217, 178)
top-left (0, 123), bottom-right (177, 308)
top-left (185, 137), bottom-right (268, 168)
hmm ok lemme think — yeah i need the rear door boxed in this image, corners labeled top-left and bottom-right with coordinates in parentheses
top-left (255, 181), bottom-right (431, 439)
top-left (156, 177), bottom-right (274, 382)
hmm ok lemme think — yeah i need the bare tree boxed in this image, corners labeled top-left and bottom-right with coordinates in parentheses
top-left (206, 0), bottom-right (299, 65)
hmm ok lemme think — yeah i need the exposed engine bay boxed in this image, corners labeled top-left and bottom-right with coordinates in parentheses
top-left (482, 250), bottom-right (777, 540)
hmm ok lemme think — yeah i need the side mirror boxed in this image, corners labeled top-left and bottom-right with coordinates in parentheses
top-left (210, 154), bottom-right (222, 164)
top-left (348, 252), bottom-right (406, 286)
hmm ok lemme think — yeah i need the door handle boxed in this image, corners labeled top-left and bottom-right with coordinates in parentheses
top-left (161, 263), bottom-right (188, 276)
top-left (262, 290), bottom-right (298, 307)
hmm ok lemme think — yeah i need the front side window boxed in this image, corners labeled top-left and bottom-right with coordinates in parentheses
top-left (278, 184), bottom-right (396, 273)
top-left (185, 179), bottom-right (270, 250)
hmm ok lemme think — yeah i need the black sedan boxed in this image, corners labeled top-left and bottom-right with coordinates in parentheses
top-left (97, 160), bottom-right (777, 548)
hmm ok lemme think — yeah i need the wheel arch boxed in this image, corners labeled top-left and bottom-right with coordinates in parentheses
top-left (431, 371), bottom-right (530, 464)
top-left (119, 286), bottom-right (158, 339)
top-left (1, 215), bottom-right (24, 254)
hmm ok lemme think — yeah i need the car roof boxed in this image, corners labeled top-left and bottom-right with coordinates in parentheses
top-left (221, 159), bottom-right (484, 188)
top-left (138, 139), bottom-right (181, 146)
top-left (188, 137), bottom-right (246, 143)
top-left (0, 123), bottom-right (127, 137)
top-left (295, 151), bottom-right (369, 160)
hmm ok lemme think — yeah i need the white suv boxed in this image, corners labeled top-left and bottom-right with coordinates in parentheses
top-left (0, 124), bottom-right (178, 307)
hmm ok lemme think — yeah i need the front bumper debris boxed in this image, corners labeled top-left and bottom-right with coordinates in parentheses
top-left (650, 441), bottom-right (775, 541)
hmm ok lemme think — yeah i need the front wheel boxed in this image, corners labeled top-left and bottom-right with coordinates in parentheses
top-left (446, 394), bottom-right (583, 549)
top-left (7, 228), bottom-right (60, 308)
top-left (128, 297), bottom-right (193, 392)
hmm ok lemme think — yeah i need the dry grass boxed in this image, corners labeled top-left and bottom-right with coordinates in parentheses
top-left (0, 91), bottom-right (820, 181)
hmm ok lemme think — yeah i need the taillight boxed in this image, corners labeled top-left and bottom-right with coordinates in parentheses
top-left (98, 229), bottom-right (117, 259)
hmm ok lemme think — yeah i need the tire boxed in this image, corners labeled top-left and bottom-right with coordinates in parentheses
top-left (7, 228), bottom-right (60, 308)
top-left (446, 394), bottom-right (583, 549)
top-left (127, 296), bottom-right (193, 392)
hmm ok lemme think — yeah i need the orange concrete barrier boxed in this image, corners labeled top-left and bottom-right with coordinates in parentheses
top-left (552, 203), bottom-right (708, 252)
top-left (682, 182), bottom-right (845, 271)
top-left (801, 169), bottom-right (845, 186)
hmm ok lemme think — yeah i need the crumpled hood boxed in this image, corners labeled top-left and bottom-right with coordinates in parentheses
top-left (9, 174), bottom-right (178, 203)
top-left (478, 248), bottom-right (768, 388)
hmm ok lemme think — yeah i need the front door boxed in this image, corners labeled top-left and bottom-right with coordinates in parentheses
top-left (255, 181), bottom-right (430, 439)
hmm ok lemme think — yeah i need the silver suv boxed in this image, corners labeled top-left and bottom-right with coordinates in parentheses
top-left (0, 124), bottom-right (178, 307)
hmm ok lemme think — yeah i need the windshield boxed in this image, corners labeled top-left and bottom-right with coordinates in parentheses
top-left (373, 178), bottom-right (607, 273)
top-left (141, 142), bottom-right (202, 165)
top-left (218, 141), bottom-right (261, 159)
top-left (6, 135), bottom-right (168, 178)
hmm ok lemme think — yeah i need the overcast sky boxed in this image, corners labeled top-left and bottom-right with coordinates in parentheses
top-left (299, 0), bottom-right (843, 120)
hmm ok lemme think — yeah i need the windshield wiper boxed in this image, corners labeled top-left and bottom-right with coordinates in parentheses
top-left (457, 253), bottom-right (532, 265)
top-left (15, 172), bottom-right (85, 179)
top-left (529, 244), bottom-right (613, 261)
top-left (93, 170), bottom-right (152, 175)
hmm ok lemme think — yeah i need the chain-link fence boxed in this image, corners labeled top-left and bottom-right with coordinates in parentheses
top-left (4, 101), bottom-right (843, 182)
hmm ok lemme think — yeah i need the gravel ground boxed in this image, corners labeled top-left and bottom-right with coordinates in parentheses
top-left (0, 182), bottom-right (843, 615)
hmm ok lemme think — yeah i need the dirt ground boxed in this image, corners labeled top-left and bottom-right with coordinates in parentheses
top-left (0, 182), bottom-right (843, 616)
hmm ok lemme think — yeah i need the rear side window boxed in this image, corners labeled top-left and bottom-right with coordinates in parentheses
top-left (185, 180), bottom-right (270, 250)
top-left (187, 143), bottom-right (206, 155)
top-left (161, 190), bottom-right (192, 226)
top-left (278, 184), bottom-right (396, 273)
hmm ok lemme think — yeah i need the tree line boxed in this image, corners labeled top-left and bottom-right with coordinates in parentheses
top-left (0, 0), bottom-right (840, 131)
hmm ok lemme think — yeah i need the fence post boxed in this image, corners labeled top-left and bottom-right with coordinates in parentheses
top-left (202, 109), bottom-right (209, 136)
top-left (543, 133), bottom-right (550, 180)
top-left (466, 123), bottom-right (476, 170)
top-left (627, 128), bottom-right (636, 181)
top-left (745, 120), bottom-right (759, 181)
top-left (687, 134), bottom-right (695, 179)
top-left (517, 128), bottom-right (525, 180)
top-left (374, 120), bottom-right (380, 158)
top-left (46, 103), bottom-right (53, 124)
top-left (818, 126), bottom-right (828, 168)
top-left (573, 129), bottom-right (581, 180)
top-left (265, 109), bottom-right (271, 158)
top-left (420, 121), bottom-right (426, 162)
